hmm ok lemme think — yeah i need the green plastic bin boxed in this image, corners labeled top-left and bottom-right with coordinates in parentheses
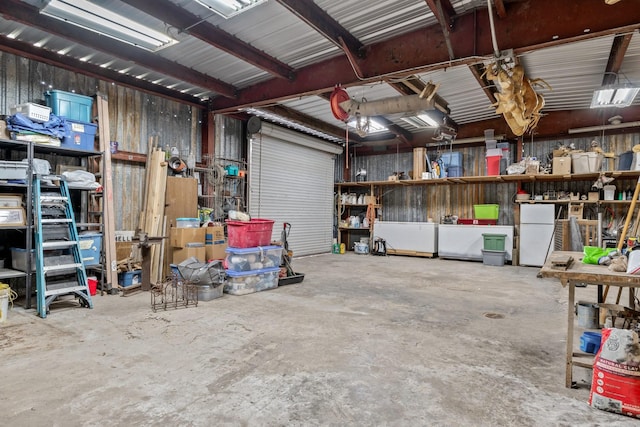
top-left (482, 233), bottom-right (506, 251)
top-left (474, 204), bottom-right (499, 219)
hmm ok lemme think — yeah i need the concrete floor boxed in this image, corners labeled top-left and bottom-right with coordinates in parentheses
top-left (1, 253), bottom-right (638, 426)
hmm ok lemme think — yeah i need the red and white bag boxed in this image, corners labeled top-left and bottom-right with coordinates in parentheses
top-left (589, 328), bottom-right (640, 418)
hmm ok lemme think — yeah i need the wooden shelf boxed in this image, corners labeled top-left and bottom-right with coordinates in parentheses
top-left (336, 170), bottom-right (640, 187)
top-left (516, 199), bottom-right (639, 205)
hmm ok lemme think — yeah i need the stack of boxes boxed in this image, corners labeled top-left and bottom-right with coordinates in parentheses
top-left (169, 220), bottom-right (227, 300)
top-left (170, 220), bottom-right (227, 264)
top-left (223, 219), bottom-right (281, 295)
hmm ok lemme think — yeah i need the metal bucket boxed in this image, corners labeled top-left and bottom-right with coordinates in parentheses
top-left (576, 301), bottom-right (599, 329)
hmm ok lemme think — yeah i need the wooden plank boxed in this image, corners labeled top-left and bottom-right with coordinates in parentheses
top-left (386, 249), bottom-right (436, 258)
top-left (95, 93), bottom-right (119, 289)
top-left (412, 147), bottom-right (426, 179)
top-left (144, 148), bottom-right (168, 285)
top-left (162, 176), bottom-right (199, 278)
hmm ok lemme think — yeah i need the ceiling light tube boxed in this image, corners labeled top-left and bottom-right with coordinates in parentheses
top-left (41, 0), bottom-right (177, 51)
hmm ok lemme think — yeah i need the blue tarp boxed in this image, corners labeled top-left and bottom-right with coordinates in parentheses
top-left (6, 112), bottom-right (67, 139)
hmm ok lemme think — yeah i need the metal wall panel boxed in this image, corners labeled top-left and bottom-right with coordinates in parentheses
top-left (337, 132), bottom-right (640, 226)
top-left (0, 52), bottom-right (202, 230)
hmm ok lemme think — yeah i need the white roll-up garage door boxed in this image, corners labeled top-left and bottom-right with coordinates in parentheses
top-left (249, 123), bottom-right (342, 256)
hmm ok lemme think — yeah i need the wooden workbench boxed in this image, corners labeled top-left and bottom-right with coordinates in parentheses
top-left (539, 251), bottom-right (640, 388)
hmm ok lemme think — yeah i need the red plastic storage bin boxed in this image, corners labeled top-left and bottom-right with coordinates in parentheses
top-left (226, 219), bottom-right (275, 248)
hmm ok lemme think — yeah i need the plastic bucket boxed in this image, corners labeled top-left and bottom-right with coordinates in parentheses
top-left (87, 276), bottom-right (98, 296)
top-left (354, 242), bottom-right (369, 254)
top-left (0, 295), bottom-right (8, 322)
top-left (0, 288), bottom-right (9, 322)
top-left (576, 301), bottom-right (599, 329)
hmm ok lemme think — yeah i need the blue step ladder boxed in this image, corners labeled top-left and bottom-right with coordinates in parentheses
top-left (34, 175), bottom-right (93, 318)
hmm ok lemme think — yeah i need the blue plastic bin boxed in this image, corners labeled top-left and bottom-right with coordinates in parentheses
top-left (45, 90), bottom-right (93, 122)
top-left (61, 120), bottom-right (97, 151)
top-left (118, 270), bottom-right (142, 287)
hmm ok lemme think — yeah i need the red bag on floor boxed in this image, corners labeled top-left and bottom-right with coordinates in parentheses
top-left (589, 328), bottom-right (640, 418)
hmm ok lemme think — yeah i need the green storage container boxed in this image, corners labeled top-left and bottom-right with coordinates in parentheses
top-left (483, 233), bottom-right (506, 251)
top-left (474, 204), bottom-right (499, 219)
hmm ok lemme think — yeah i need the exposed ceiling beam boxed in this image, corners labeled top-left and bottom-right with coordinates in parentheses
top-left (275, 0), bottom-right (364, 60)
top-left (120, 0), bottom-right (295, 81)
top-left (0, 0), bottom-right (237, 99)
top-left (468, 63), bottom-right (497, 104)
top-left (457, 106), bottom-right (640, 140)
top-left (424, 0), bottom-right (456, 60)
top-left (493, 0), bottom-right (507, 19)
top-left (373, 116), bottom-right (413, 146)
top-left (259, 104), bottom-right (363, 142)
top-left (0, 36), bottom-right (207, 108)
top-left (602, 33), bottom-right (633, 85)
top-left (210, 0), bottom-right (640, 112)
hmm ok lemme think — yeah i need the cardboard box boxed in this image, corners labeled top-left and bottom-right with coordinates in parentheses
top-left (172, 245), bottom-right (206, 264)
top-left (553, 157), bottom-right (571, 175)
top-left (204, 226), bottom-right (226, 260)
top-left (206, 225), bottom-right (224, 242)
top-left (170, 227), bottom-right (205, 248)
top-left (206, 241), bottom-right (228, 261)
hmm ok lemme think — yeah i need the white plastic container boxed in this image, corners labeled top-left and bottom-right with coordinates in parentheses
top-left (225, 245), bottom-right (283, 272)
top-left (176, 217), bottom-right (200, 228)
top-left (571, 152), bottom-right (603, 174)
top-left (603, 185), bottom-right (616, 201)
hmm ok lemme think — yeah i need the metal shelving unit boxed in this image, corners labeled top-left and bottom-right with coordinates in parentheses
top-left (0, 138), bottom-right (105, 308)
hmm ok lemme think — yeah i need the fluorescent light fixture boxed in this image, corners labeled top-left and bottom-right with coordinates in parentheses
top-left (347, 117), bottom-right (388, 134)
top-left (401, 112), bottom-right (441, 129)
top-left (590, 84), bottom-right (640, 108)
top-left (41, 0), bottom-right (177, 51)
top-left (195, 0), bottom-right (267, 19)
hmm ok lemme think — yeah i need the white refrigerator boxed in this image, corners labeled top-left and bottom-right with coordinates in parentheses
top-left (520, 204), bottom-right (555, 267)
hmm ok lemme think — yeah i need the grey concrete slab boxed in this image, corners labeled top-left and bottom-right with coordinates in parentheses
top-left (0, 253), bottom-right (637, 426)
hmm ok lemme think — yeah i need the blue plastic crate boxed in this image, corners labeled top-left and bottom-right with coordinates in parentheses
top-left (61, 119), bottom-right (97, 151)
top-left (45, 90), bottom-right (93, 122)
